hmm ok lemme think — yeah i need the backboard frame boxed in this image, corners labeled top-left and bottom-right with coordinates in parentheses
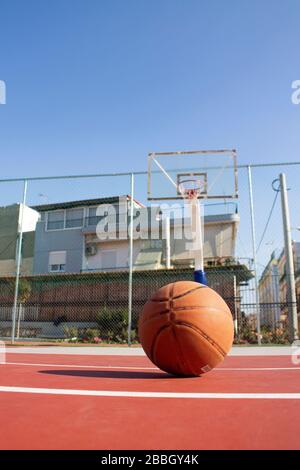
top-left (147, 148), bottom-right (238, 201)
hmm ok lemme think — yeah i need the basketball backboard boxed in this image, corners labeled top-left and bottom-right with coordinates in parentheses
top-left (147, 149), bottom-right (238, 201)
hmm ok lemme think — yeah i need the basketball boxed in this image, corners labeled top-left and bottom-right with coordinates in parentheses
top-left (138, 281), bottom-right (234, 376)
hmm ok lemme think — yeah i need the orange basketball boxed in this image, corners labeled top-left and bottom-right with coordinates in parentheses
top-left (138, 281), bottom-right (234, 376)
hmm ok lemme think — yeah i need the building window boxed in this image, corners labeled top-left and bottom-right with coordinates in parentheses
top-left (49, 251), bottom-right (66, 273)
top-left (66, 208), bottom-right (83, 228)
top-left (50, 264), bottom-right (65, 272)
top-left (143, 240), bottom-right (163, 249)
top-left (87, 207), bottom-right (107, 226)
top-left (47, 211), bottom-right (64, 230)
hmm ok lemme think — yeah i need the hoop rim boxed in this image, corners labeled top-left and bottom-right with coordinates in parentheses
top-left (178, 178), bottom-right (207, 199)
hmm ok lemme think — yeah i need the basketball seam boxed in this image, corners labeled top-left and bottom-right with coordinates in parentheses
top-left (170, 283), bottom-right (199, 376)
top-left (139, 305), bottom-right (232, 327)
top-left (149, 284), bottom-right (206, 302)
top-left (172, 305), bottom-right (233, 320)
top-left (138, 309), bottom-right (170, 327)
top-left (173, 285), bottom-right (207, 300)
top-left (171, 324), bottom-right (192, 376)
top-left (149, 324), bottom-right (171, 363)
top-left (170, 282), bottom-right (174, 316)
top-left (172, 325), bottom-right (198, 376)
top-left (175, 321), bottom-right (227, 357)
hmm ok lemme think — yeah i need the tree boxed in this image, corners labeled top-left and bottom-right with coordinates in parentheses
top-left (16, 278), bottom-right (32, 339)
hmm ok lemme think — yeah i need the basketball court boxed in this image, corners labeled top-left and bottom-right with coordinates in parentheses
top-left (0, 152), bottom-right (299, 452)
top-left (0, 346), bottom-right (299, 450)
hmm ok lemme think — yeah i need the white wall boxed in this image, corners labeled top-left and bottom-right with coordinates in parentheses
top-left (83, 212), bottom-right (239, 271)
top-left (19, 205), bottom-right (40, 233)
top-left (171, 217), bottom-right (238, 262)
top-left (0, 257), bottom-right (34, 276)
top-left (83, 238), bottom-right (142, 271)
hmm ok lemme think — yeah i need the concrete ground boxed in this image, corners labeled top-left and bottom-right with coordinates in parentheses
top-left (2, 345), bottom-right (297, 356)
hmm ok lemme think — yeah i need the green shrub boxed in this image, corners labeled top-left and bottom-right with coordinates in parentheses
top-left (238, 312), bottom-right (258, 344)
top-left (63, 326), bottom-right (79, 340)
top-left (97, 307), bottom-right (129, 343)
top-left (79, 328), bottom-right (100, 342)
top-left (261, 326), bottom-right (289, 345)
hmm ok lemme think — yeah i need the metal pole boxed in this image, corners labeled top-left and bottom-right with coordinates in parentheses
top-left (1, 159), bottom-right (300, 185)
top-left (247, 166), bottom-right (261, 345)
top-left (165, 216), bottom-right (171, 269)
top-left (233, 275), bottom-right (238, 337)
top-left (279, 173), bottom-right (299, 341)
top-left (128, 174), bottom-right (134, 346)
top-left (11, 180), bottom-right (28, 344)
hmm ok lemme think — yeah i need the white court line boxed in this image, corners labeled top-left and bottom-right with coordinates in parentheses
top-left (0, 385), bottom-right (300, 399)
top-left (3, 362), bottom-right (158, 371)
top-left (2, 362), bottom-right (300, 372)
top-left (220, 367), bottom-right (300, 371)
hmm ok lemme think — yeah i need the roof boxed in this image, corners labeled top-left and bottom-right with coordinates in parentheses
top-left (294, 242), bottom-right (300, 257)
top-left (203, 213), bottom-right (239, 224)
top-left (31, 195), bottom-right (144, 212)
top-left (278, 241), bottom-right (300, 262)
top-left (0, 264), bottom-right (253, 283)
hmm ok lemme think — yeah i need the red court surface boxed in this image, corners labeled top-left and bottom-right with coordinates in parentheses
top-left (0, 348), bottom-right (300, 450)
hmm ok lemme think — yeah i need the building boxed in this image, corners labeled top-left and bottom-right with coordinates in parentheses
top-left (0, 197), bottom-right (250, 339)
top-left (258, 242), bottom-right (300, 329)
top-left (32, 196), bottom-right (143, 274)
top-left (0, 204), bottom-right (40, 276)
top-left (277, 241), bottom-right (300, 323)
top-left (258, 251), bottom-right (281, 327)
top-left (32, 197), bottom-right (240, 274)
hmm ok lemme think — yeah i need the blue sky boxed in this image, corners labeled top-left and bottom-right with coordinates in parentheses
top-left (1, 0), bottom-right (300, 176)
top-left (0, 0), bottom-right (300, 268)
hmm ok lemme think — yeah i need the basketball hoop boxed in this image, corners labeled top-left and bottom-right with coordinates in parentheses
top-left (178, 178), bottom-right (206, 200)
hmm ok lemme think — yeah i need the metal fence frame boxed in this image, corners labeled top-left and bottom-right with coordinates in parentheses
top-left (0, 160), bottom-right (300, 345)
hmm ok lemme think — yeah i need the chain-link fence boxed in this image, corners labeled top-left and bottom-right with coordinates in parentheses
top-left (0, 161), bottom-right (299, 345)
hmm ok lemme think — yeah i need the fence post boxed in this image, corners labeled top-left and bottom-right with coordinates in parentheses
top-left (233, 275), bottom-right (238, 338)
top-left (165, 215), bottom-right (171, 269)
top-left (128, 173), bottom-right (134, 346)
top-left (279, 173), bottom-right (299, 341)
top-left (11, 180), bottom-right (28, 344)
top-left (247, 166), bottom-right (261, 345)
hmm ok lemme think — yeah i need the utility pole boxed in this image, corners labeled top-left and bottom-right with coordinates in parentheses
top-left (165, 215), bottom-right (171, 269)
top-left (233, 275), bottom-right (238, 338)
top-left (247, 166), bottom-right (261, 345)
top-left (279, 173), bottom-right (299, 341)
top-left (127, 173), bottom-right (134, 346)
top-left (11, 180), bottom-right (28, 344)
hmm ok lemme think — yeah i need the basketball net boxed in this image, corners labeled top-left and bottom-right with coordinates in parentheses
top-left (178, 178), bottom-right (205, 200)
top-left (183, 188), bottom-right (199, 200)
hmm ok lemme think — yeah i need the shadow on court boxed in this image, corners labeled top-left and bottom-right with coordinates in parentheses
top-left (38, 369), bottom-right (179, 379)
